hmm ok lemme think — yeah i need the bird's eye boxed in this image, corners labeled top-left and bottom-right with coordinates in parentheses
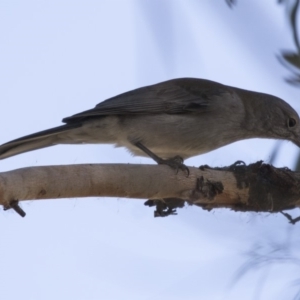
top-left (288, 118), bottom-right (297, 128)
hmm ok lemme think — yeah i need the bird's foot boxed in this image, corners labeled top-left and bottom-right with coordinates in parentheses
top-left (134, 142), bottom-right (189, 176)
top-left (158, 155), bottom-right (189, 176)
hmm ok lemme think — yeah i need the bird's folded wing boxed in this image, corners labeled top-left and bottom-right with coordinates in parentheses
top-left (63, 78), bottom-right (228, 123)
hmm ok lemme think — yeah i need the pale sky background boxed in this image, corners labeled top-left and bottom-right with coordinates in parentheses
top-left (1, 1), bottom-right (300, 299)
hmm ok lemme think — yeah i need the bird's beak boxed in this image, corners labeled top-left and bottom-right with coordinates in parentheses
top-left (292, 132), bottom-right (300, 148)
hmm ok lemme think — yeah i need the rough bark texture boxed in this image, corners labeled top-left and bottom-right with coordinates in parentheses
top-left (0, 161), bottom-right (300, 217)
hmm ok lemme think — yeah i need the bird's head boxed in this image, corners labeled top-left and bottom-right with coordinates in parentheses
top-left (262, 95), bottom-right (300, 147)
top-left (238, 90), bottom-right (300, 147)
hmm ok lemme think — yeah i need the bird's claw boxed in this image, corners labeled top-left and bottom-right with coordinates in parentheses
top-left (161, 155), bottom-right (190, 177)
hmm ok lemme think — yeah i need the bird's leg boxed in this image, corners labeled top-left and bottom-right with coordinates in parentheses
top-left (134, 141), bottom-right (189, 176)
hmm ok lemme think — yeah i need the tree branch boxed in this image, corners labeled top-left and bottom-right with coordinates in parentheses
top-left (1, 161), bottom-right (300, 217)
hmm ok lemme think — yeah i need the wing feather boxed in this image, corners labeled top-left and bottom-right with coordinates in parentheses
top-left (63, 78), bottom-right (228, 123)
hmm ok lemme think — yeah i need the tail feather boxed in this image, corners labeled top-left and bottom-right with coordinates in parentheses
top-left (0, 123), bottom-right (81, 159)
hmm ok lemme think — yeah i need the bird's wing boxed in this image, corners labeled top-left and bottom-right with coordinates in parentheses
top-left (63, 78), bottom-right (228, 123)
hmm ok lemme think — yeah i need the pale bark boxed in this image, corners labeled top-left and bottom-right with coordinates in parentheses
top-left (0, 162), bottom-right (299, 217)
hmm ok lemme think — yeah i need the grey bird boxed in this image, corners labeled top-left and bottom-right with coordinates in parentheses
top-left (0, 78), bottom-right (299, 168)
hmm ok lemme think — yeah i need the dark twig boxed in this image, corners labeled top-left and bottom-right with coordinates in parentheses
top-left (3, 200), bottom-right (26, 217)
top-left (280, 211), bottom-right (300, 224)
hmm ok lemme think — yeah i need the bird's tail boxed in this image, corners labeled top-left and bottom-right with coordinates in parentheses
top-left (0, 123), bottom-right (81, 160)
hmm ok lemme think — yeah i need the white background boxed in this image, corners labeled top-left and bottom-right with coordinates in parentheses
top-left (0, 1), bottom-right (300, 299)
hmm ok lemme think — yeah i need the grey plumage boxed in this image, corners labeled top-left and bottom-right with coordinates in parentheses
top-left (0, 78), bottom-right (299, 161)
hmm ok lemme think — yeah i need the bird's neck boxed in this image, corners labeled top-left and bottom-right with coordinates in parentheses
top-left (236, 88), bottom-right (271, 137)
